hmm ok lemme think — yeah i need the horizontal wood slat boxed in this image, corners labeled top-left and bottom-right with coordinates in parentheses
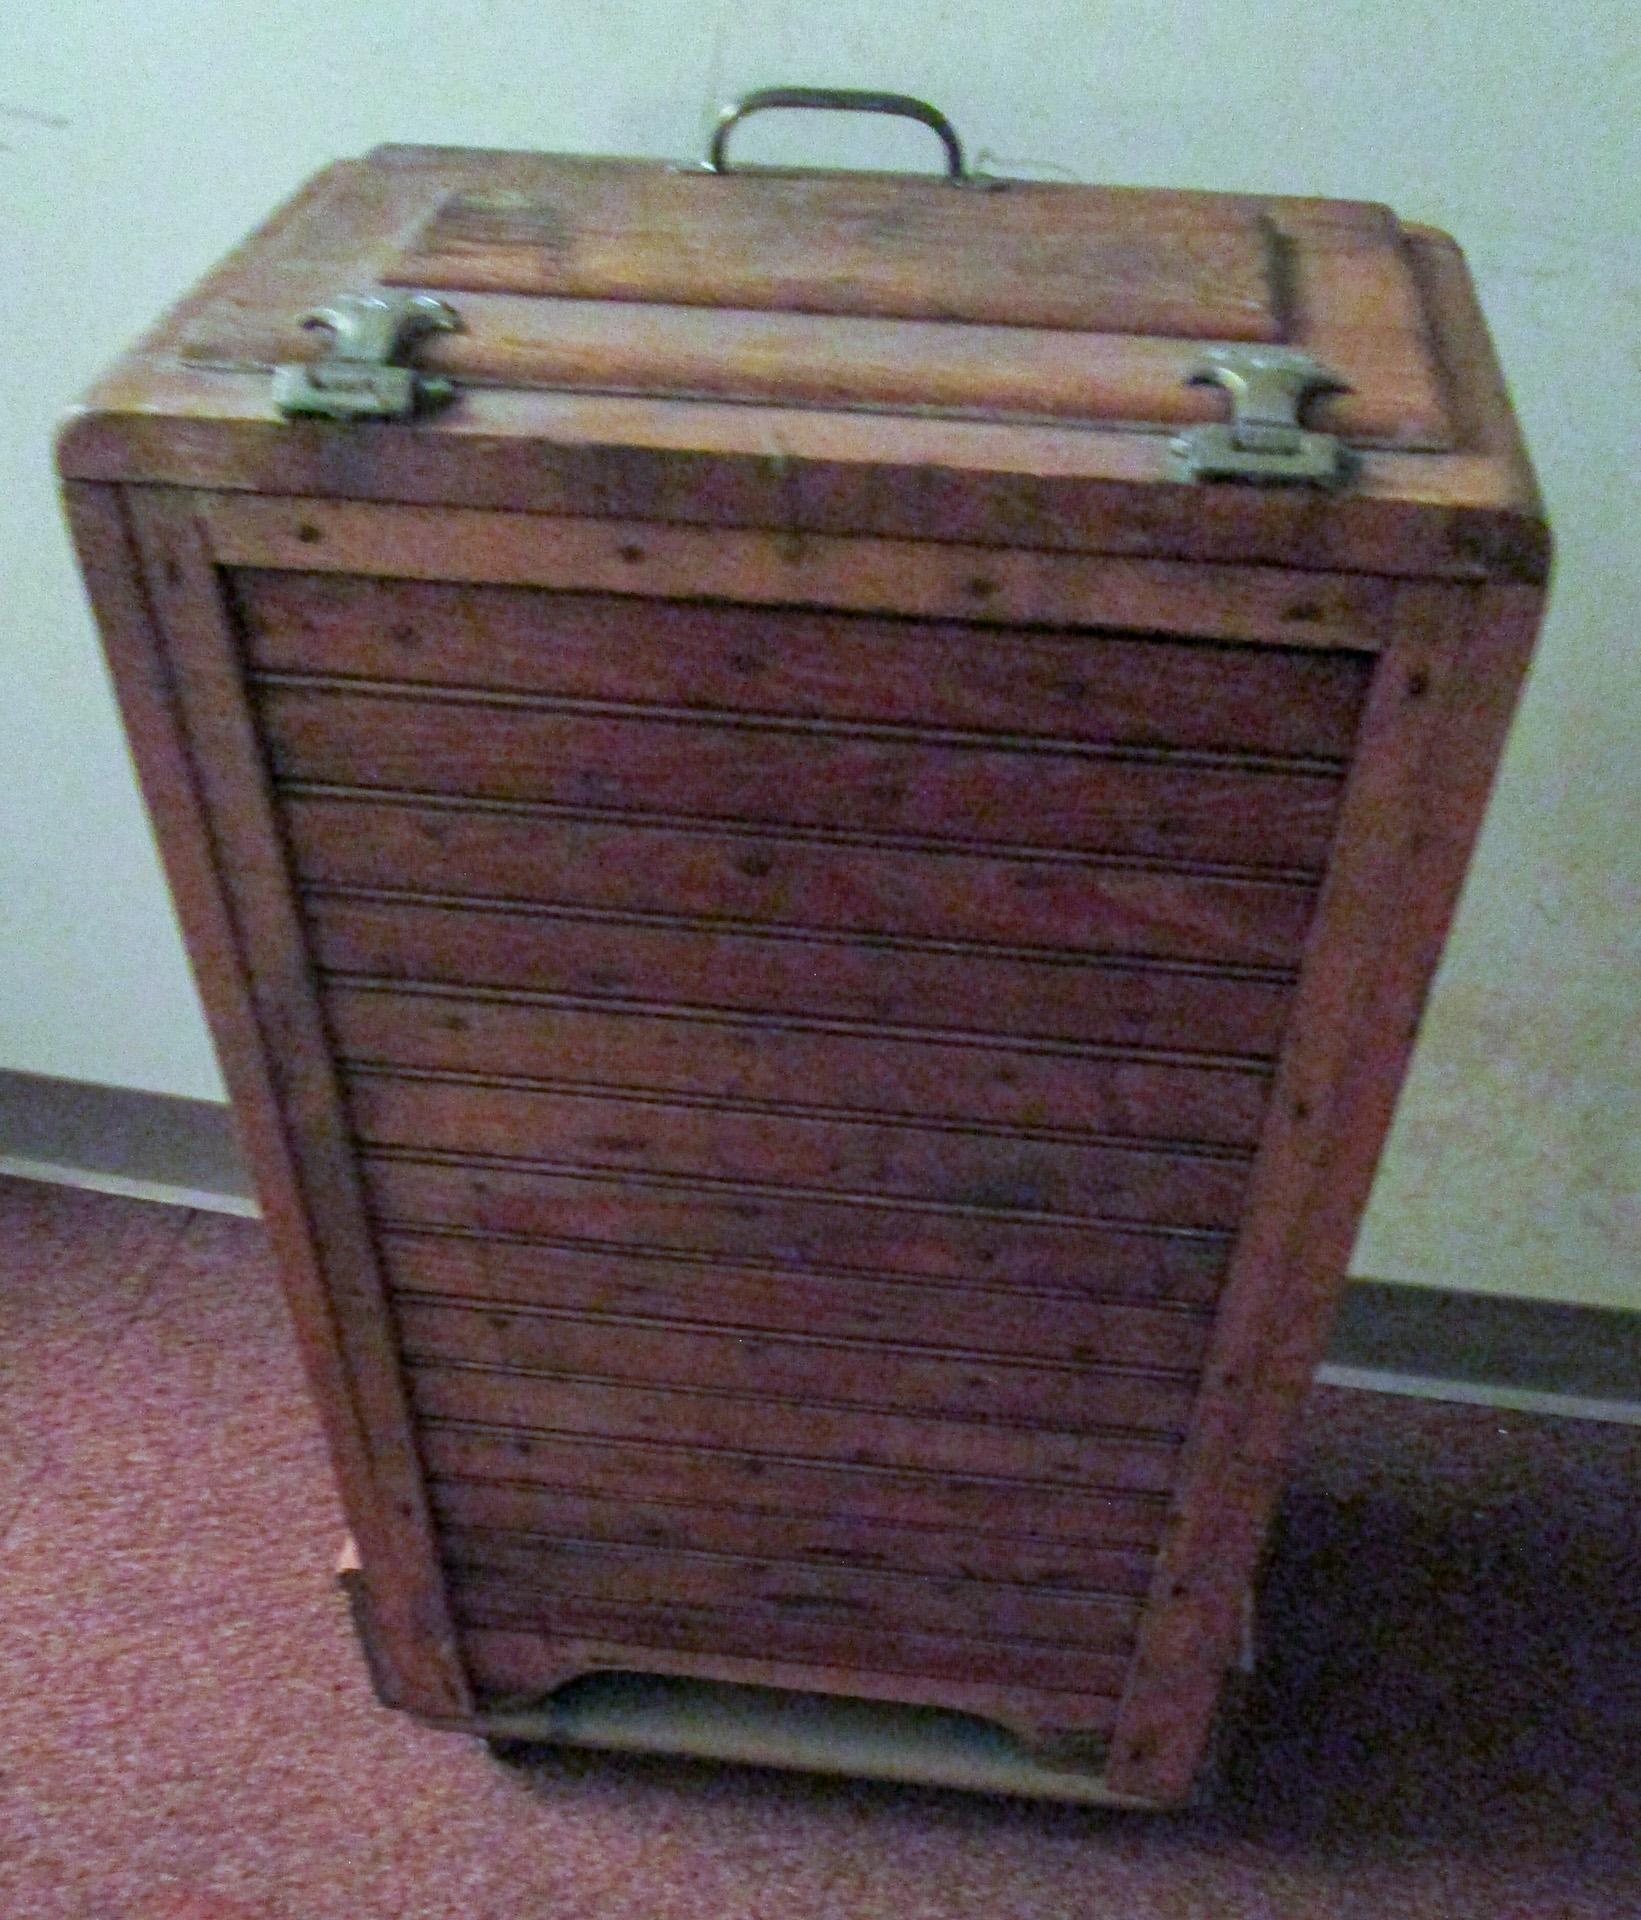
top-left (232, 573), bottom-right (1374, 755)
top-left (381, 1232), bottom-right (1213, 1370)
top-left (365, 1159), bottom-right (1232, 1303)
top-left (259, 683), bottom-right (1345, 873)
top-left (429, 1481), bottom-right (1160, 1593)
top-left (443, 1534), bottom-right (1141, 1653)
top-left (459, 1616), bottom-right (1129, 1708)
top-left (410, 1366), bottom-right (1179, 1491)
top-left (203, 497), bottom-right (1400, 644)
top-left (327, 986), bottom-right (1280, 1131)
top-left (287, 793), bottom-right (1321, 973)
top-left (396, 1299), bottom-right (1195, 1435)
top-left (424, 1426), bottom-right (1167, 1549)
top-left (350, 1073), bottom-right (1250, 1228)
top-left (307, 893), bottom-right (1301, 1054)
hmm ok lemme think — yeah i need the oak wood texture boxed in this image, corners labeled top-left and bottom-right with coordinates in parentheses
top-left (208, 496), bottom-right (1399, 645)
top-left (434, 1491), bottom-right (1160, 1596)
top-left (158, 147), bottom-right (1446, 443)
top-left (257, 683), bottom-right (1348, 875)
top-left (293, 814), bottom-right (1320, 977)
top-left (381, 1227), bottom-right (1214, 1371)
top-left (232, 572), bottom-right (1377, 748)
top-left (389, 163), bottom-right (1278, 336)
top-left (460, 1626), bottom-right (1125, 1742)
top-left (323, 983), bottom-right (1284, 1118)
top-left (363, 1158), bottom-right (1235, 1302)
top-left (444, 1534), bottom-right (1142, 1652)
top-left (395, 1298), bottom-right (1199, 1435)
top-left (422, 1424), bottom-right (1170, 1549)
top-left (409, 1366), bottom-right (1180, 1492)
top-left (345, 1071), bottom-right (1251, 1228)
top-left (61, 146), bottom-right (1547, 1801)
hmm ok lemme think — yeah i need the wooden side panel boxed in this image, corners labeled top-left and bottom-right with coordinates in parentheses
top-left (444, 1536), bottom-right (1141, 1653)
top-left (66, 485), bottom-right (468, 1717)
top-left (91, 484), bottom-right (1539, 1795)
top-left (461, 1626), bottom-right (1126, 1732)
top-left (1106, 581), bottom-right (1545, 1801)
top-left (455, 1586), bottom-right (1128, 1696)
top-left (310, 902), bottom-right (1282, 1136)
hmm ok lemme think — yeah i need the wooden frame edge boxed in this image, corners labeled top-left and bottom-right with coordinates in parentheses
top-left (193, 493), bottom-right (1392, 650)
top-left (1104, 576), bottom-right (1544, 1800)
top-left (63, 479), bottom-right (470, 1718)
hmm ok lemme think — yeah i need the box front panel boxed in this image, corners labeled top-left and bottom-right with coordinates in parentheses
top-left (204, 517), bottom-right (1376, 1753)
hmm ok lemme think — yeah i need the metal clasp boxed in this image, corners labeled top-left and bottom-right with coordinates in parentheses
top-left (1169, 346), bottom-right (1353, 487)
top-left (272, 292), bottom-right (461, 422)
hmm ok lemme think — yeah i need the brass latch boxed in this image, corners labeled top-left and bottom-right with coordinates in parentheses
top-left (272, 292), bottom-right (461, 422)
top-left (1169, 346), bottom-right (1353, 487)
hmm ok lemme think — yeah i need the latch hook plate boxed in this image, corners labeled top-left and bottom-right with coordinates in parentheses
top-left (1169, 346), bottom-right (1353, 487)
top-left (272, 292), bottom-right (461, 422)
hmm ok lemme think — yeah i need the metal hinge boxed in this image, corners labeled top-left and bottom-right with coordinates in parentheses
top-left (1168, 346), bottom-right (1354, 488)
top-left (272, 292), bottom-right (461, 422)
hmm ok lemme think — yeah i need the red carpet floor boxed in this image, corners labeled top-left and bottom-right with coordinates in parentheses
top-left (0, 1173), bottom-right (1635, 1919)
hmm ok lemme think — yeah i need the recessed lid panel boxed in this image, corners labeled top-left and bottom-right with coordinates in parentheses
top-left (386, 164), bottom-right (1282, 339)
top-left (164, 147), bottom-right (1457, 450)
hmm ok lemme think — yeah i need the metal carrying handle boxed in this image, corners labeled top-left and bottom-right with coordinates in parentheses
top-left (707, 87), bottom-right (970, 181)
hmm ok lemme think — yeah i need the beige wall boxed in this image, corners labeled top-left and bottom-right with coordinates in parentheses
top-left (2, 3), bottom-right (1635, 1305)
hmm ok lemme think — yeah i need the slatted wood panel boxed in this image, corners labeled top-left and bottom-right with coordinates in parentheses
top-left (460, 1614), bottom-right (1131, 1707)
top-left (430, 1483), bottom-right (1160, 1594)
top-left (445, 1534), bottom-right (1142, 1650)
top-left (347, 1072), bottom-right (1252, 1227)
top-left (412, 1367), bottom-right (1179, 1491)
top-left (459, 1629), bottom-right (1125, 1742)
top-left (327, 985), bottom-right (1281, 1126)
top-left (247, 577), bottom-right (1352, 1749)
top-left (364, 1158), bottom-right (1233, 1302)
top-left (260, 682), bottom-right (1346, 875)
top-left (421, 1425), bottom-right (1170, 1550)
top-left (381, 1231), bottom-right (1215, 1370)
top-left (396, 1300), bottom-right (1195, 1434)
top-left (232, 575), bottom-right (1374, 757)
top-left (306, 893), bottom-right (1296, 1065)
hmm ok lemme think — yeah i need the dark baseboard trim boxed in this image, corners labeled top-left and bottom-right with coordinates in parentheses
top-left (1328, 1279), bottom-right (1639, 1409)
top-left (0, 1067), bottom-right (256, 1215)
top-left (2, 1069), bottom-right (1634, 1418)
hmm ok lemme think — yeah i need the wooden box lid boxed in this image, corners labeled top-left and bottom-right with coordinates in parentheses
top-left (59, 144), bottom-right (1547, 581)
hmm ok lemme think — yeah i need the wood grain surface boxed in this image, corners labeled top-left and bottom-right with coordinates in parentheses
top-left (232, 572), bottom-right (1376, 752)
top-left (290, 801), bottom-right (1322, 972)
top-left (364, 1156), bottom-right (1234, 1303)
